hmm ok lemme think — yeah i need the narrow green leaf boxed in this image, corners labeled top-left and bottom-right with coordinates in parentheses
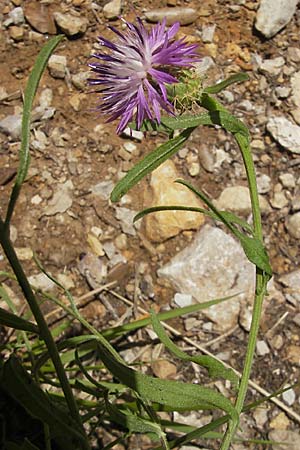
top-left (238, 234), bottom-right (272, 277)
top-left (176, 179), bottom-right (272, 275)
top-left (110, 128), bottom-right (195, 202)
top-left (97, 344), bottom-right (238, 422)
top-left (204, 73), bottom-right (249, 94)
top-left (5, 35), bottom-right (64, 225)
top-left (103, 294), bottom-right (238, 339)
top-left (134, 205), bottom-right (253, 234)
top-left (0, 307), bottom-right (39, 334)
top-left (151, 311), bottom-right (238, 385)
top-left (105, 397), bottom-right (162, 439)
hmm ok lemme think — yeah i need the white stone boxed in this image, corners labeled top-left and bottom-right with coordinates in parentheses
top-left (255, 0), bottom-right (298, 38)
top-left (202, 24), bottom-right (216, 43)
top-left (115, 207), bottom-right (139, 236)
top-left (43, 180), bottom-right (73, 216)
top-left (275, 86), bottom-right (291, 98)
top-left (291, 71), bottom-right (300, 108)
top-left (72, 71), bottom-right (90, 91)
top-left (91, 180), bottom-right (114, 200)
top-left (279, 269), bottom-right (300, 304)
top-left (122, 127), bottom-right (144, 141)
top-left (194, 57), bottom-right (215, 76)
top-left (214, 185), bottom-right (270, 215)
top-left (257, 173), bottom-right (272, 194)
top-left (48, 54), bottom-right (67, 79)
top-left (103, 0), bottom-right (122, 20)
top-left (143, 160), bottom-right (205, 242)
top-left (53, 12), bottom-right (88, 36)
top-left (279, 173), bottom-right (296, 189)
top-left (31, 194), bottom-right (42, 205)
top-left (268, 430), bottom-right (300, 450)
top-left (0, 114), bottom-right (22, 140)
top-left (267, 117), bottom-right (300, 154)
top-left (259, 57), bottom-right (285, 76)
top-left (39, 88), bottom-right (53, 109)
top-left (253, 407), bottom-right (269, 429)
top-left (9, 7), bottom-right (24, 25)
top-left (285, 212), bottom-right (300, 238)
top-left (174, 293), bottom-right (193, 307)
top-left (256, 340), bottom-right (270, 356)
top-left (28, 273), bottom-right (56, 291)
top-left (157, 225), bottom-right (256, 331)
top-left (282, 388), bottom-right (296, 406)
top-left (270, 191), bottom-right (289, 209)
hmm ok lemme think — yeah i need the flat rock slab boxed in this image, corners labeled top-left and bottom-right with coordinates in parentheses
top-left (255, 0), bottom-right (299, 38)
top-left (267, 116), bottom-right (300, 154)
top-left (157, 224), bottom-right (256, 331)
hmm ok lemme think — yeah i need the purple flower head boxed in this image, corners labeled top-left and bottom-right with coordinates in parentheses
top-left (88, 18), bottom-right (199, 133)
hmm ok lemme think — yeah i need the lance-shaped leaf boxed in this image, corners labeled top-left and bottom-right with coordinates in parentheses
top-left (0, 307), bottom-right (39, 334)
top-left (110, 128), bottom-right (195, 202)
top-left (204, 73), bottom-right (249, 94)
top-left (134, 205), bottom-right (253, 235)
top-left (105, 396), bottom-right (163, 440)
top-left (176, 179), bottom-right (272, 276)
top-left (150, 310), bottom-right (238, 386)
top-left (96, 343), bottom-right (238, 422)
top-left (5, 35), bottom-right (64, 225)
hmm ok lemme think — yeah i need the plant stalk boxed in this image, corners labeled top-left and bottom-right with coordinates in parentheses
top-left (0, 219), bottom-right (90, 450)
top-left (220, 134), bottom-right (269, 449)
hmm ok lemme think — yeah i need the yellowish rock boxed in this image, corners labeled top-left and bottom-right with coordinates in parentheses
top-left (15, 247), bottom-right (33, 260)
top-left (144, 160), bottom-right (205, 242)
top-left (270, 412), bottom-right (290, 430)
top-left (87, 233), bottom-right (105, 256)
top-left (151, 359), bottom-right (177, 379)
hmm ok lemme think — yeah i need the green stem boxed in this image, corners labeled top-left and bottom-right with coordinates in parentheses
top-left (220, 133), bottom-right (269, 449)
top-left (0, 219), bottom-right (90, 450)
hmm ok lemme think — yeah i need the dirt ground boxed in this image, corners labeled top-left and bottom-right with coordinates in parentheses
top-left (1, 0), bottom-right (300, 448)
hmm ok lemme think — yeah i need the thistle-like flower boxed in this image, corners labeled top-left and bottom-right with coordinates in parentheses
top-left (88, 18), bottom-right (199, 133)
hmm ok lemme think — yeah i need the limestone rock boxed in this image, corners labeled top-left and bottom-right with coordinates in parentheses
top-left (143, 160), bottom-right (205, 242)
top-left (291, 71), bottom-right (300, 108)
top-left (103, 0), bottom-right (122, 20)
top-left (285, 212), bottom-right (300, 238)
top-left (145, 7), bottom-right (199, 26)
top-left (157, 225), bottom-right (256, 331)
top-left (53, 11), bottom-right (88, 36)
top-left (0, 114), bottom-right (22, 140)
top-left (214, 185), bottom-right (270, 215)
top-left (267, 116), bottom-right (300, 154)
top-left (43, 180), bottom-right (73, 216)
top-left (48, 54), bottom-right (67, 79)
top-left (258, 57), bottom-right (285, 76)
top-left (255, 0), bottom-right (298, 38)
top-left (268, 430), bottom-right (300, 450)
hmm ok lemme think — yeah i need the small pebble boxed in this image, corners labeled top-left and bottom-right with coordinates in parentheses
top-left (256, 340), bottom-right (270, 356)
top-left (174, 293), bottom-right (193, 307)
top-left (282, 388), bottom-right (296, 406)
top-left (48, 54), bottom-right (67, 79)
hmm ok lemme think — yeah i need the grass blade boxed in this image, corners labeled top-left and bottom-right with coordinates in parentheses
top-left (5, 35), bottom-right (64, 226)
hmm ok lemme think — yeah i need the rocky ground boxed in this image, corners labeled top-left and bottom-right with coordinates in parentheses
top-left (1, 0), bottom-right (300, 448)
